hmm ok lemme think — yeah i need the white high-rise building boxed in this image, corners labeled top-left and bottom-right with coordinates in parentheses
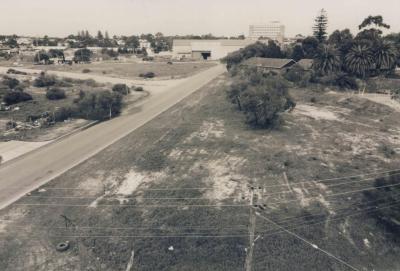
top-left (248, 21), bottom-right (285, 44)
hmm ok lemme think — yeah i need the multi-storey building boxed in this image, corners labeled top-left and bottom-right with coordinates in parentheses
top-left (248, 21), bottom-right (285, 44)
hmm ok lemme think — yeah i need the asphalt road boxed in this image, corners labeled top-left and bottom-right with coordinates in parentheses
top-left (0, 64), bottom-right (226, 210)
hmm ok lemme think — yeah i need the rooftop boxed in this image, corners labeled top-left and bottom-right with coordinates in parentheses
top-left (241, 57), bottom-right (296, 69)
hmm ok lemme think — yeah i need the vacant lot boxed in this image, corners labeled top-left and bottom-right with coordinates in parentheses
top-left (1, 75), bottom-right (400, 270)
top-left (0, 72), bottom-right (148, 142)
top-left (25, 59), bottom-right (217, 80)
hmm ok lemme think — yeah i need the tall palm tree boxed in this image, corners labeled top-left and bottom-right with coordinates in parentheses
top-left (345, 45), bottom-right (374, 78)
top-left (313, 45), bottom-right (342, 75)
top-left (374, 40), bottom-right (398, 72)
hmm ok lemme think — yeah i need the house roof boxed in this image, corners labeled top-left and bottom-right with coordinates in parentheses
top-left (241, 57), bottom-right (296, 69)
top-left (297, 59), bottom-right (313, 70)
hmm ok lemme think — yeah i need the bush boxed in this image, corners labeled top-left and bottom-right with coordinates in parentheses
top-left (112, 84), bottom-right (130, 95)
top-left (46, 88), bottom-right (66, 100)
top-left (33, 73), bottom-right (56, 87)
top-left (75, 91), bottom-right (123, 120)
top-left (284, 64), bottom-right (307, 83)
top-left (2, 76), bottom-right (20, 89)
top-left (135, 86), bottom-right (144, 92)
top-left (7, 69), bottom-right (27, 75)
top-left (139, 72), bottom-right (155, 79)
top-left (316, 73), bottom-right (358, 90)
top-left (82, 68), bottom-right (91, 73)
top-left (3, 90), bottom-right (33, 105)
top-left (228, 72), bottom-right (296, 128)
top-left (54, 106), bottom-right (74, 122)
top-left (334, 73), bottom-right (358, 90)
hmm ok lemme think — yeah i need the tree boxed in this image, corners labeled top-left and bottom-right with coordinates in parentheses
top-left (74, 48), bottom-right (93, 63)
top-left (302, 36), bottom-right (320, 58)
top-left (125, 36), bottom-right (139, 49)
top-left (97, 30), bottom-right (104, 40)
top-left (359, 15), bottom-right (390, 32)
top-left (313, 9), bottom-right (328, 43)
top-left (34, 51), bottom-right (50, 64)
top-left (48, 49), bottom-right (65, 62)
top-left (345, 44), bottom-right (374, 78)
top-left (313, 45), bottom-right (341, 75)
top-left (291, 45), bottom-right (305, 61)
top-left (240, 76), bottom-right (295, 128)
top-left (264, 40), bottom-right (283, 58)
top-left (328, 29), bottom-right (354, 56)
top-left (75, 91), bottom-right (123, 120)
top-left (374, 40), bottom-right (398, 73)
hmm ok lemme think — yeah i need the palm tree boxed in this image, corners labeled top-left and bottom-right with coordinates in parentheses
top-left (345, 44), bottom-right (374, 78)
top-left (313, 45), bottom-right (342, 75)
top-left (374, 40), bottom-right (398, 72)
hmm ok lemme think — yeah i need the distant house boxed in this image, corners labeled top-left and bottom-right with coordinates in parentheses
top-left (297, 59), bottom-right (313, 71)
top-left (240, 57), bottom-right (297, 73)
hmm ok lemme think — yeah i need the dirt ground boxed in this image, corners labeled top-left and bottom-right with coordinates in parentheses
top-left (23, 59), bottom-right (217, 80)
top-left (1, 75), bottom-right (400, 270)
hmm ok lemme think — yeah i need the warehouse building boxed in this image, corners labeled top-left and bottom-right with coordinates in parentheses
top-left (172, 39), bottom-right (255, 60)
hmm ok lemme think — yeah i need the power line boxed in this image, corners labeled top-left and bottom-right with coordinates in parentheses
top-left (264, 182), bottom-right (400, 206)
top-left (14, 203), bottom-right (251, 208)
top-left (5, 197), bottom-right (400, 239)
top-left (255, 213), bottom-right (360, 271)
top-left (28, 168), bottom-right (400, 192)
top-left (3, 200), bottom-right (400, 240)
top-left (16, 181), bottom-right (400, 208)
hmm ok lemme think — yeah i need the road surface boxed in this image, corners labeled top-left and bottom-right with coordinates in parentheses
top-left (0, 64), bottom-right (226, 210)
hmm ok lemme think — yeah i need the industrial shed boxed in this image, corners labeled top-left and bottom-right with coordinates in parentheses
top-left (172, 39), bottom-right (255, 60)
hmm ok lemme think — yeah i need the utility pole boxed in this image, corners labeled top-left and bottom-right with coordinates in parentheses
top-left (245, 186), bottom-right (256, 271)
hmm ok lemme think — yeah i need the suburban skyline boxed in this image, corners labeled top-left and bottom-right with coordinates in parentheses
top-left (1, 0), bottom-right (400, 38)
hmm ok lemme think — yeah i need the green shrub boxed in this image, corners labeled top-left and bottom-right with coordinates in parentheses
top-left (82, 68), bottom-right (91, 73)
top-left (135, 86), bottom-right (144, 92)
top-left (112, 84), bottom-right (130, 95)
top-left (3, 90), bottom-right (33, 105)
top-left (46, 88), bottom-right (66, 100)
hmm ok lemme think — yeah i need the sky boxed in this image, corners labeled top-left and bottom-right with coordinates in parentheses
top-left (1, 0), bottom-right (400, 38)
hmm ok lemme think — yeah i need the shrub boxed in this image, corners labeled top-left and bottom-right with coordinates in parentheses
top-left (33, 73), bottom-right (56, 87)
top-left (3, 90), bottom-right (33, 105)
top-left (54, 106), bottom-right (74, 122)
top-left (112, 84), bottom-right (130, 95)
top-left (284, 64), bottom-right (307, 83)
top-left (82, 68), bottom-right (91, 73)
top-left (228, 72), bottom-right (296, 128)
top-left (135, 86), bottom-right (144, 92)
top-left (139, 72), bottom-right (155, 78)
top-left (334, 73), bottom-right (358, 90)
top-left (75, 91), bottom-right (123, 120)
top-left (7, 69), bottom-right (27, 75)
top-left (46, 88), bottom-right (66, 100)
top-left (2, 76), bottom-right (20, 89)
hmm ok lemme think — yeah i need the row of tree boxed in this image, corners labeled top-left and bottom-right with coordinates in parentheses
top-left (307, 12), bottom-right (398, 79)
